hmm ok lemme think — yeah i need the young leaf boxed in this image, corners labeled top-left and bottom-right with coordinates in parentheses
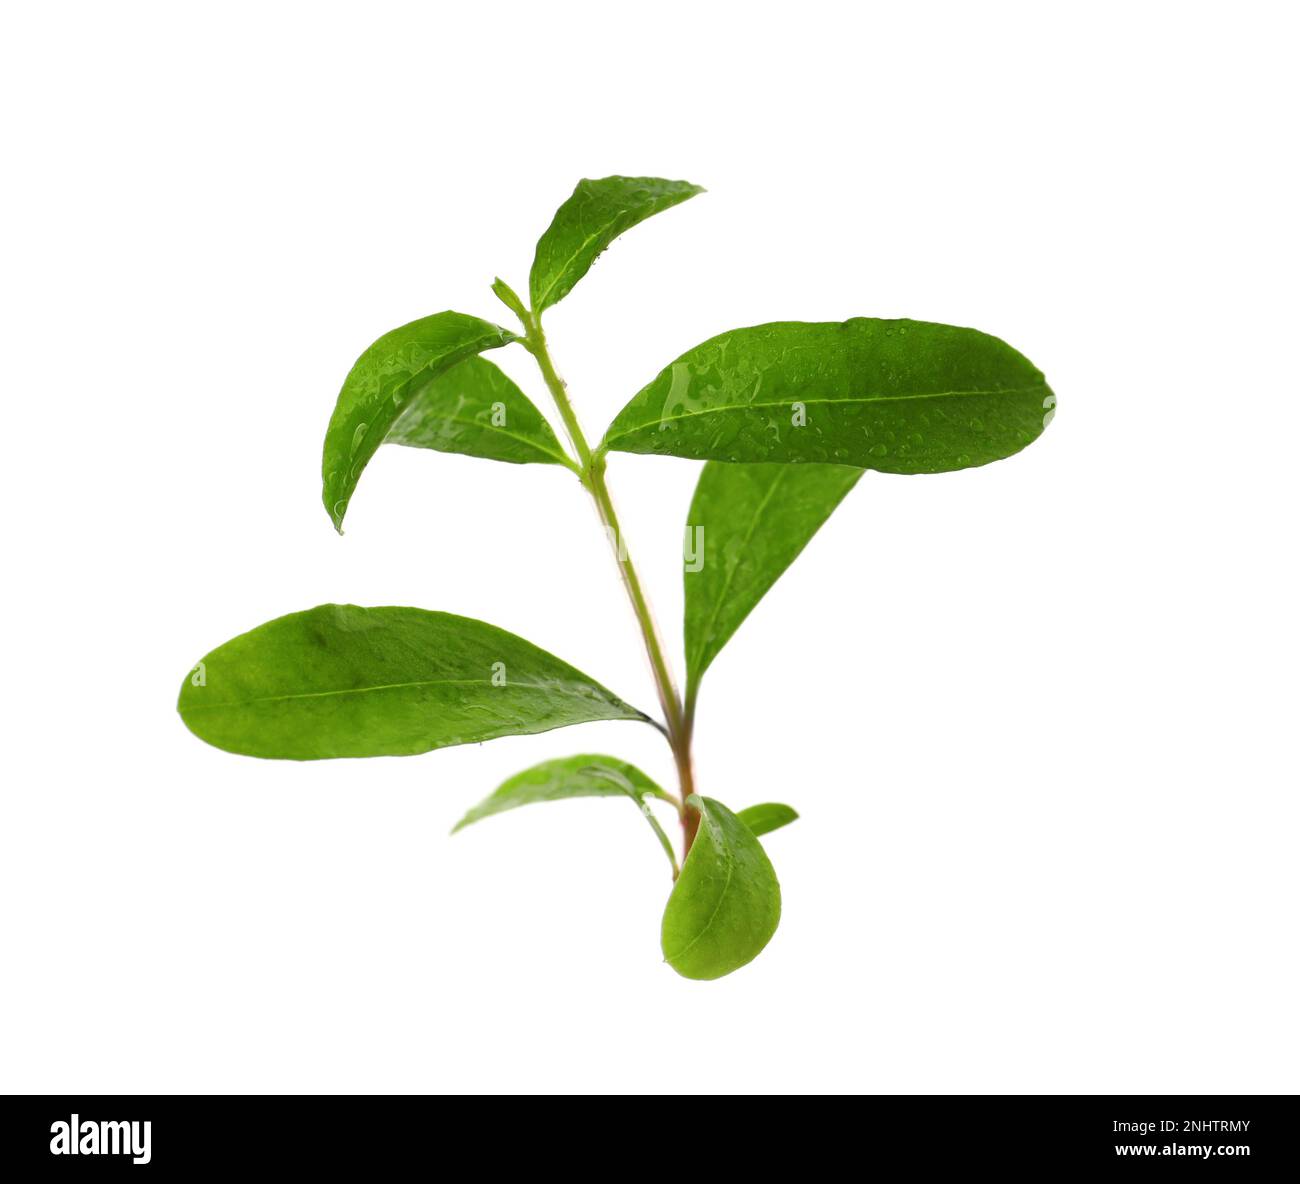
top-left (453, 754), bottom-right (674, 831)
top-left (322, 311), bottom-right (518, 531)
top-left (601, 319), bottom-right (1054, 472)
top-left (454, 754), bottom-right (680, 873)
top-left (661, 795), bottom-right (781, 980)
top-left (685, 461), bottom-right (861, 701)
top-left (736, 802), bottom-right (799, 837)
top-left (386, 355), bottom-right (572, 469)
top-left (529, 176), bottom-right (704, 314)
top-left (178, 604), bottom-right (648, 760)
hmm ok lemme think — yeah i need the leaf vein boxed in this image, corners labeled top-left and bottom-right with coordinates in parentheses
top-left (607, 385), bottom-right (1045, 445)
top-left (183, 677), bottom-right (610, 711)
top-left (665, 810), bottom-right (736, 963)
top-left (391, 411), bottom-right (568, 466)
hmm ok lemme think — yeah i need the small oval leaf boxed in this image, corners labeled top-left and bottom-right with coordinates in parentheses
top-left (602, 319), bottom-right (1054, 472)
top-left (322, 311), bottom-right (518, 531)
top-left (685, 461), bottom-right (861, 700)
top-left (178, 605), bottom-right (648, 760)
top-left (386, 355), bottom-right (570, 468)
top-left (529, 176), bottom-right (704, 313)
top-left (453, 754), bottom-right (673, 832)
top-left (661, 795), bottom-right (781, 980)
top-left (736, 802), bottom-right (799, 837)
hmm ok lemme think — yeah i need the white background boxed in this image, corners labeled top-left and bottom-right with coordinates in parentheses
top-left (2, 1), bottom-right (1296, 1095)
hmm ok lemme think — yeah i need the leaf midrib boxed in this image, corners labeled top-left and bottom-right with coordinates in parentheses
top-left (666, 812), bottom-right (736, 964)
top-left (182, 677), bottom-right (612, 712)
top-left (391, 408), bottom-right (568, 466)
top-left (606, 385), bottom-right (1045, 446)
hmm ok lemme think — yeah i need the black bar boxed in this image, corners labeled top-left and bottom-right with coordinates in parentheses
top-left (3, 1094), bottom-right (1295, 1171)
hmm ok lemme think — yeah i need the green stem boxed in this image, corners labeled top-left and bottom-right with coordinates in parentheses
top-left (584, 455), bottom-right (684, 741)
top-left (516, 304), bottom-right (698, 859)
top-left (641, 800), bottom-right (681, 879)
top-left (584, 767), bottom-right (681, 878)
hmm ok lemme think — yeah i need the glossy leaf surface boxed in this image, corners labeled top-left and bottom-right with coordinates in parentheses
top-left (602, 319), bottom-right (1054, 472)
top-left (453, 753), bottom-right (673, 832)
top-left (529, 176), bottom-right (704, 313)
top-left (736, 803), bottom-right (799, 837)
top-left (661, 795), bottom-right (781, 980)
top-left (322, 312), bottom-right (517, 531)
top-left (178, 605), bottom-right (647, 760)
top-left (685, 461), bottom-right (861, 698)
top-left (386, 355), bottom-right (569, 468)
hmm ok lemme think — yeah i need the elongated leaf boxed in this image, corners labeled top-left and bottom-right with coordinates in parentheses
top-left (322, 311), bottom-right (518, 531)
top-left (736, 803), bottom-right (799, 837)
top-left (602, 319), bottom-right (1054, 472)
top-left (529, 176), bottom-right (704, 313)
top-left (453, 754), bottom-right (673, 831)
top-left (661, 795), bottom-right (780, 980)
top-left (178, 604), bottom-right (647, 760)
top-left (386, 355), bottom-right (570, 468)
top-left (454, 754), bottom-right (679, 872)
top-left (685, 461), bottom-right (861, 699)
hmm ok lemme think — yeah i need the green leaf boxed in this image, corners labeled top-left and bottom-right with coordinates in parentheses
top-left (601, 319), bottom-right (1054, 472)
top-left (454, 754), bottom-right (680, 873)
top-left (661, 795), bottom-right (781, 980)
top-left (322, 311), bottom-right (519, 531)
top-left (529, 176), bottom-right (704, 314)
top-left (736, 802), bottom-right (799, 837)
top-left (453, 754), bottom-right (673, 831)
top-left (178, 604), bottom-right (648, 760)
top-left (386, 355), bottom-right (571, 469)
top-left (685, 461), bottom-right (861, 699)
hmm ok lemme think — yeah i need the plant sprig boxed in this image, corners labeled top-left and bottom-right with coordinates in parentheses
top-left (179, 176), bottom-right (1055, 979)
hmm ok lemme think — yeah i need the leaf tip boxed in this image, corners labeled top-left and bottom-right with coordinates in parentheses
top-left (326, 496), bottom-right (347, 534)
